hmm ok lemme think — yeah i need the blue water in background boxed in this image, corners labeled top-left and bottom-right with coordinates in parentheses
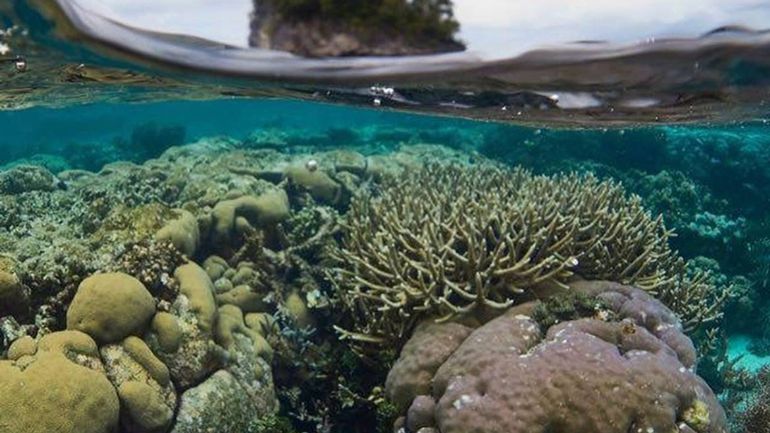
top-left (0, 99), bottom-right (486, 163)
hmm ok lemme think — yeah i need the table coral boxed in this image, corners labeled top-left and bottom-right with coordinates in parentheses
top-left (386, 282), bottom-right (727, 433)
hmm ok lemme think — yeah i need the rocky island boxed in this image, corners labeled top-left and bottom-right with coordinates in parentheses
top-left (249, 0), bottom-right (465, 57)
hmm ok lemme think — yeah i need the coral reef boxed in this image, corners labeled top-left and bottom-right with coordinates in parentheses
top-left (385, 281), bottom-right (727, 433)
top-left (332, 163), bottom-right (729, 344)
top-left (0, 133), bottom-right (744, 432)
top-left (1, 136), bottom-right (466, 432)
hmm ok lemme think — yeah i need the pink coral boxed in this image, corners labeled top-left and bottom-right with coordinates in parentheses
top-left (386, 281), bottom-right (727, 433)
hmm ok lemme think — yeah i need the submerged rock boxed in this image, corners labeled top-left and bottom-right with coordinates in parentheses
top-left (171, 370), bottom-right (272, 433)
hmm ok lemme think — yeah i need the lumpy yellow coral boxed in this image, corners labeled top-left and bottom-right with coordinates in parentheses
top-left (66, 272), bottom-right (156, 344)
top-left (683, 399), bottom-right (711, 431)
top-left (0, 331), bottom-right (120, 433)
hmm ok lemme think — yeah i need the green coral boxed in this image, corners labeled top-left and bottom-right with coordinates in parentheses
top-left (246, 414), bottom-right (298, 433)
top-left (0, 331), bottom-right (120, 433)
top-left (531, 291), bottom-right (614, 330)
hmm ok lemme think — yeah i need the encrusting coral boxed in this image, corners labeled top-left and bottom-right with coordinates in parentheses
top-left (331, 164), bottom-right (731, 344)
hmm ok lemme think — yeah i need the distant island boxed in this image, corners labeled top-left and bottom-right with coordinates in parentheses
top-left (249, 0), bottom-right (465, 57)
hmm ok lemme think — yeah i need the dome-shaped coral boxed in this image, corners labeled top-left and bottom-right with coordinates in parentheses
top-left (66, 272), bottom-right (156, 344)
top-left (386, 282), bottom-right (727, 433)
top-left (0, 331), bottom-right (120, 433)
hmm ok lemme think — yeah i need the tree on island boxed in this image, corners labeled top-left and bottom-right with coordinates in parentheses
top-left (250, 0), bottom-right (464, 57)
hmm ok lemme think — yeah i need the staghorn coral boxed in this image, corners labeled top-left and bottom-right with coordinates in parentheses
top-left (331, 164), bottom-right (729, 343)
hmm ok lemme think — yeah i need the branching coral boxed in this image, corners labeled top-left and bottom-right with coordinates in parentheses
top-left (737, 367), bottom-right (770, 433)
top-left (331, 164), bottom-right (729, 343)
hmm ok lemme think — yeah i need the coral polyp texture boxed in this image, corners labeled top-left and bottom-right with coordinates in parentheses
top-left (385, 281), bottom-right (728, 433)
top-left (332, 164), bottom-right (729, 343)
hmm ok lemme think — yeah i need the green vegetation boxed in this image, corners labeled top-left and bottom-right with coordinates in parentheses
top-left (267, 0), bottom-right (460, 42)
top-left (531, 291), bottom-right (615, 330)
top-left (247, 414), bottom-right (298, 433)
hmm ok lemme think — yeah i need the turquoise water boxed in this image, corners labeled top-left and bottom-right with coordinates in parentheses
top-left (0, 99), bottom-right (768, 432)
top-left (2, 1), bottom-right (770, 433)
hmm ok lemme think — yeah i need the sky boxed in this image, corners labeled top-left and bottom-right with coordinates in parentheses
top-left (92, 0), bottom-right (770, 56)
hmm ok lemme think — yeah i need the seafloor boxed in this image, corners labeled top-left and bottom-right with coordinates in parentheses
top-left (0, 107), bottom-right (769, 433)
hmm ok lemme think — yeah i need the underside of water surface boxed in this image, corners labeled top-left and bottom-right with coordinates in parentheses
top-left (2, 1), bottom-right (770, 433)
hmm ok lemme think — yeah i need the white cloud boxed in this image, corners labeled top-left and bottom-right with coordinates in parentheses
top-left (93, 0), bottom-right (253, 46)
top-left (453, 0), bottom-right (770, 56)
top-left (92, 0), bottom-right (770, 56)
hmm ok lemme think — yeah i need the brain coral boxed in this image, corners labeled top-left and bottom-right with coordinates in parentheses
top-left (0, 331), bottom-right (120, 433)
top-left (386, 281), bottom-right (727, 433)
top-left (331, 164), bottom-right (728, 343)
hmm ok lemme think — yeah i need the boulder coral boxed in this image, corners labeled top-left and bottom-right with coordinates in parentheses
top-left (207, 189), bottom-right (290, 247)
top-left (145, 262), bottom-right (221, 389)
top-left (0, 270), bottom-right (28, 318)
top-left (386, 282), bottom-right (728, 433)
top-left (285, 164), bottom-right (343, 206)
top-left (215, 304), bottom-right (278, 414)
top-left (67, 272), bottom-right (156, 344)
top-left (156, 209), bottom-right (200, 257)
top-left (0, 331), bottom-right (120, 433)
top-left (150, 312), bottom-right (183, 353)
top-left (100, 336), bottom-right (177, 433)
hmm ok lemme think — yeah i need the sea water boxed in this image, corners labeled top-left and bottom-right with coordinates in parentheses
top-left (1, 1), bottom-right (770, 433)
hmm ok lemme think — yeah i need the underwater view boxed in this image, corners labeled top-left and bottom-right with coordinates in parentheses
top-left (3, 1), bottom-right (770, 433)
